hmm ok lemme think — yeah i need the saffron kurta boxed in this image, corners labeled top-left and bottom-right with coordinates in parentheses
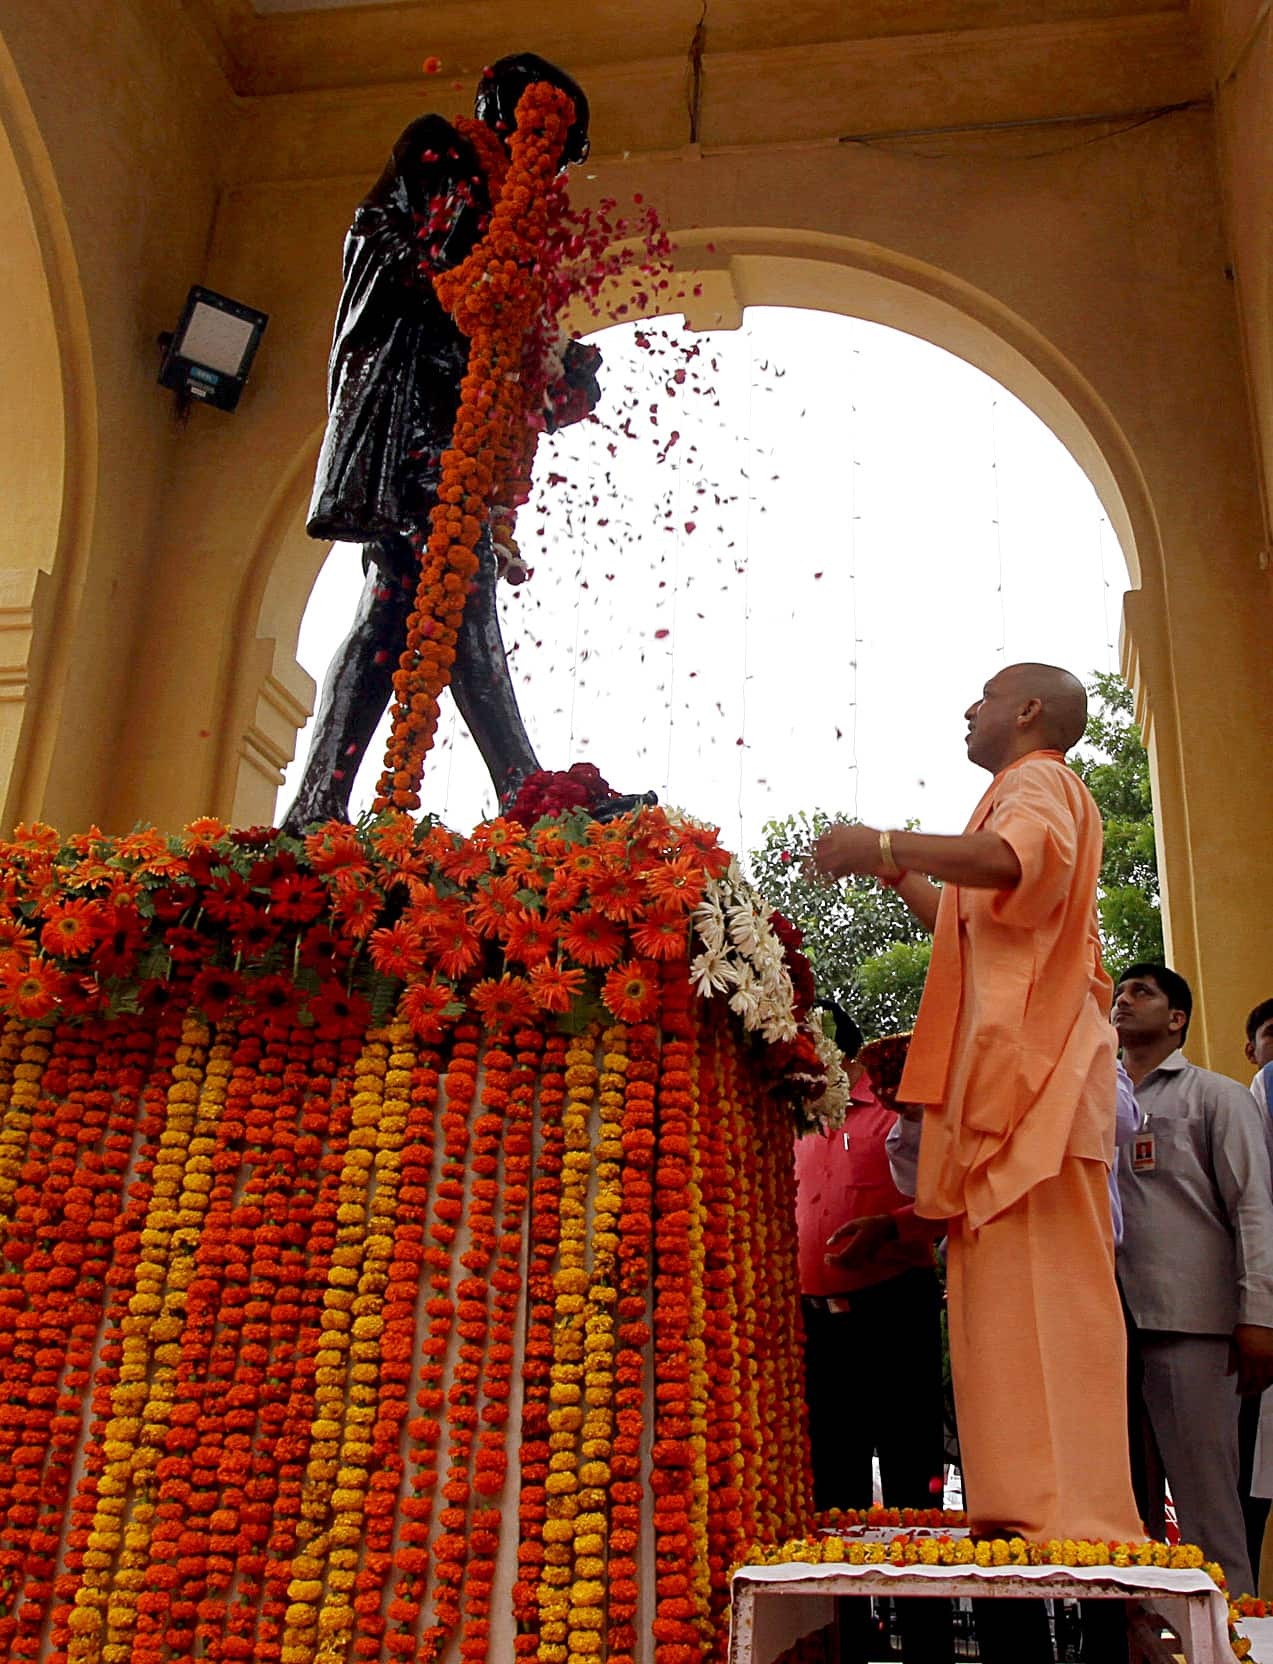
top-left (900, 748), bottom-right (1143, 1543)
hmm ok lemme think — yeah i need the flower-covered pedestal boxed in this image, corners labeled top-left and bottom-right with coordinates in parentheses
top-left (0, 808), bottom-right (836, 1664)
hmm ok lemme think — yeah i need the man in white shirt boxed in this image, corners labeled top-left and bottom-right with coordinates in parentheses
top-left (1115, 963), bottom-right (1273, 1594)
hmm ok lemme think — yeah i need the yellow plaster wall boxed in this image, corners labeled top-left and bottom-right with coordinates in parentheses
top-left (0, 0), bottom-right (233, 831)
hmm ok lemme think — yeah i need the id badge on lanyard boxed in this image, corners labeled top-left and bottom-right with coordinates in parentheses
top-left (1131, 1121), bottom-right (1155, 1173)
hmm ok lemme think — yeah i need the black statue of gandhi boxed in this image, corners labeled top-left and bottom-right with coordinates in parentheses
top-left (281, 53), bottom-right (602, 835)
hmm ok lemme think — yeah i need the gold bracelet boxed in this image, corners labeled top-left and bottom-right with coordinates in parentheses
top-left (878, 829), bottom-right (902, 879)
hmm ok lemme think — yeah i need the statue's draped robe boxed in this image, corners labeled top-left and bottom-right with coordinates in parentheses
top-left (902, 750), bottom-right (1143, 1543)
top-left (307, 113), bottom-right (480, 545)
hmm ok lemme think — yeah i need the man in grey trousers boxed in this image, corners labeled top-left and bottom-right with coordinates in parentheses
top-left (1115, 962), bottom-right (1273, 1595)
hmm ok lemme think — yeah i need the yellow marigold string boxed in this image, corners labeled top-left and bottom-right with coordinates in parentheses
top-left (566, 1027), bottom-right (625, 1664)
top-left (312, 1027), bottom-right (406, 1658)
top-left (68, 1015), bottom-right (217, 1659)
top-left (0, 1015), bottom-right (35, 1238)
top-left (537, 1026), bottom-right (599, 1664)
top-left (731, 1533), bottom-right (1227, 1583)
top-left (282, 1031), bottom-right (390, 1657)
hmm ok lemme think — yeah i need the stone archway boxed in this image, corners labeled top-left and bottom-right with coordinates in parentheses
top-left (223, 229), bottom-right (1203, 1039)
top-left (0, 32), bottom-right (96, 832)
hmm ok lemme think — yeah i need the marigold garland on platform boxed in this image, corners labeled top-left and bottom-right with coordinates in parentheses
top-left (2, 800), bottom-right (1194, 1664)
top-left (0, 809), bottom-right (846, 1129)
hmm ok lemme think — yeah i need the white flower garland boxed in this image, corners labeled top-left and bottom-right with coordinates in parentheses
top-left (667, 818), bottom-right (850, 1130)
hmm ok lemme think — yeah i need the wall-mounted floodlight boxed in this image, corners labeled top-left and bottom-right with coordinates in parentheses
top-left (158, 285), bottom-right (269, 412)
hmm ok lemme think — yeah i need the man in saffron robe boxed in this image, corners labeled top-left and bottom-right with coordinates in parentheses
top-left (811, 663), bottom-right (1142, 1546)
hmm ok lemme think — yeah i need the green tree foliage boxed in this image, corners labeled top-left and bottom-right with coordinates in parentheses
top-left (1068, 669), bottom-right (1163, 972)
top-left (746, 810), bottom-right (930, 1039)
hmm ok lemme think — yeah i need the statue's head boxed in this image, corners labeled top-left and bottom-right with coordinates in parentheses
top-left (475, 53), bottom-right (591, 165)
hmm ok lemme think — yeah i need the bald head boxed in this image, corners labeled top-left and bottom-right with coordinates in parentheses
top-left (964, 663), bottom-right (1088, 773)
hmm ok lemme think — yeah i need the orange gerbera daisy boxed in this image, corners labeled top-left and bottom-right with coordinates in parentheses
top-left (470, 874), bottom-right (522, 939)
top-left (602, 959), bottom-right (661, 1024)
top-left (368, 811), bottom-right (420, 862)
top-left (630, 904), bottom-right (689, 961)
top-left (559, 908), bottom-right (624, 968)
top-left (585, 819), bottom-right (630, 848)
top-left (369, 918), bottom-right (428, 980)
top-left (671, 822), bottom-right (732, 877)
top-left (332, 882), bottom-right (381, 938)
top-left (426, 919), bottom-right (483, 981)
top-left (399, 979), bottom-right (459, 1042)
top-left (533, 826), bottom-right (570, 862)
top-left (502, 908), bottom-right (559, 967)
top-left (628, 806), bottom-right (674, 854)
top-left (527, 960), bottom-right (587, 1014)
top-left (588, 868), bottom-right (648, 922)
top-left (544, 871), bottom-right (585, 915)
top-left (3, 958), bottom-right (61, 1019)
top-left (437, 839), bottom-right (492, 885)
top-left (469, 973), bottom-right (538, 1030)
top-left (115, 828), bottom-right (169, 863)
top-left (0, 914), bottom-right (34, 955)
top-left (304, 823), bottom-right (368, 876)
top-left (182, 815), bottom-right (229, 850)
top-left (469, 816), bottom-right (522, 853)
top-left (643, 851), bottom-right (707, 911)
top-left (11, 819), bottom-right (59, 850)
top-left (39, 898), bottom-right (103, 958)
top-left (502, 844), bottom-right (547, 888)
top-left (567, 846), bottom-right (608, 880)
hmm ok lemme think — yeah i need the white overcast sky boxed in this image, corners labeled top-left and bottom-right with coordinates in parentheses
top-left (278, 307), bottom-right (1128, 854)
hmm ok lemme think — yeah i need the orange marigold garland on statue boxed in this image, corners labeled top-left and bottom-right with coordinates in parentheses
top-left (376, 82), bottom-right (576, 812)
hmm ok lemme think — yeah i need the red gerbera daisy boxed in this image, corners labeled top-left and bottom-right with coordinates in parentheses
top-left (93, 904), bottom-right (147, 978)
top-left (469, 973), bottom-right (538, 1030)
top-left (559, 909), bottom-right (624, 968)
top-left (501, 908), bottom-right (559, 967)
top-left (190, 965), bottom-right (243, 1024)
top-left (369, 919), bottom-right (427, 980)
top-left (527, 960), bottom-right (587, 1014)
top-left (247, 973), bottom-right (300, 1020)
top-left (332, 882), bottom-right (381, 939)
top-left (602, 959), bottom-right (662, 1024)
top-left (630, 904), bottom-right (688, 961)
top-left (470, 875), bottom-right (522, 939)
top-left (425, 918), bottom-right (483, 981)
top-left (399, 979), bottom-right (459, 1042)
top-left (268, 872), bottom-right (327, 925)
top-left (307, 983), bottom-right (371, 1034)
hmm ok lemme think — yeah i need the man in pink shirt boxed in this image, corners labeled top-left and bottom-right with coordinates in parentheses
top-left (795, 1005), bottom-right (952, 1663)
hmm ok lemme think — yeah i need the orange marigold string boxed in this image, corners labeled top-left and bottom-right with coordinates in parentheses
top-left (376, 82), bottom-right (576, 811)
